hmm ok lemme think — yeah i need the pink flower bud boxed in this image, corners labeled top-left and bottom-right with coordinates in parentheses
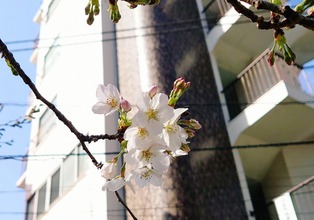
top-left (189, 119), bottom-right (202, 130)
top-left (185, 128), bottom-right (195, 138)
top-left (174, 77), bottom-right (189, 90)
top-left (267, 51), bottom-right (275, 66)
top-left (147, 85), bottom-right (158, 98)
top-left (168, 77), bottom-right (190, 107)
top-left (120, 98), bottom-right (132, 112)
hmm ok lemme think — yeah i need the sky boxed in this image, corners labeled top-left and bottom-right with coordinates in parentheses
top-left (0, 1), bottom-right (41, 219)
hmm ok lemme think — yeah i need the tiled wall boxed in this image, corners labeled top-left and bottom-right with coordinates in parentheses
top-left (116, 1), bottom-right (247, 219)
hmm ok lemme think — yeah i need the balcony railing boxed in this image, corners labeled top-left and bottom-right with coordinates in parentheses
top-left (202, 0), bottom-right (232, 30)
top-left (290, 176), bottom-right (314, 219)
top-left (222, 49), bottom-right (312, 120)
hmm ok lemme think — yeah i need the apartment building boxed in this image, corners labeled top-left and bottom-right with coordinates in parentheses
top-left (196, 0), bottom-right (314, 219)
top-left (16, 0), bottom-right (123, 219)
top-left (17, 0), bottom-right (314, 219)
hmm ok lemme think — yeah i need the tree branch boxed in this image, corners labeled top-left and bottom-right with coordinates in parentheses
top-left (115, 191), bottom-right (138, 220)
top-left (0, 39), bottom-right (116, 168)
top-left (0, 38), bottom-right (138, 219)
top-left (226, 0), bottom-right (314, 30)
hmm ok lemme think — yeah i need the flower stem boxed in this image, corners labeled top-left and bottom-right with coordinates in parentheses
top-left (114, 191), bottom-right (138, 220)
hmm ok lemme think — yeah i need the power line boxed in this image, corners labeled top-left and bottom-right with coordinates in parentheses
top-left (1, 98), bottom-right (314, 109)
top-left (2, 169), bottom-right (314, 195)
top-left (5, 13), bottom-right (274, 53)
top-left (4, 1), bottom-right (302, 48)
top-left (1, 140), bottom-right (314, 161)
top-left (9, 5), bottom-right (313, 54)
top-left (4, 11), bottom-right (269, 47)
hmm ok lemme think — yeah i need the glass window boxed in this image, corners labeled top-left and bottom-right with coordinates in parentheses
top-left (202, 0), bottom-right (232, 31)
top-left (50, 168), bottom-right (60, 205)
top-left (62, 150), bottom-right (76, 192)
top-left (26, 194), bottom-right (35, 220)
top-left (37, 97), bottom-right (57, 145)
top-left (43, 39), bottom-right (60, 78)
top-left (37, 108), bottom-right (56, 145)
top-left (37, 183), bottom-right (47, 216)
top-left (78, 144), bottom-right (89, 177)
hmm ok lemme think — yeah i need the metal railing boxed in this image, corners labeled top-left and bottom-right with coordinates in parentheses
top-left (290, 176), bottom-right (314, 219)
top-left (222, 49), bottom-right (305, 119)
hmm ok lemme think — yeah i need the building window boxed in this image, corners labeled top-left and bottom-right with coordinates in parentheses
top-left (25, 194), bottom-right (35, 220)
top-left (50, 168), bottom-right (60, 205)
top-left (78, 144), bottom-right (89, 177)
top-left (37, 97), bottom-right (57, 145)
top-left (24, 145), bottom-right (90, 219)
top-left (43, 38), bottom-right (60, 78)
top-left (62, 149), bottom-right (76, 192)
top-left (37, 183), bottom-right (47, 217)
top-left (47, 0), bottom-right (61, 20)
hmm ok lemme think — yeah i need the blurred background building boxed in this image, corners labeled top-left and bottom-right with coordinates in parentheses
top-left (17, 0), bottom-right (314, 219)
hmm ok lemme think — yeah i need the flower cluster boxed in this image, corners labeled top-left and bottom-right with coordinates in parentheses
top-left (92, 78), bottom-right (201, 191)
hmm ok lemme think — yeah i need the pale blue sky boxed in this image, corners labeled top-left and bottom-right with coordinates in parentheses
top-left (0, 1), bottom-right (40, 219)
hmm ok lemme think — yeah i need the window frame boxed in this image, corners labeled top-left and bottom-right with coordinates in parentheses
top-left (37, 97), bottom-right (57, 146)
top-left (24, 144), bottom-right (90, 219)
top-left (49, 167), bottom-right (61, 205)
top-left (43, 37), bottom-right (60, 78)
top-left (46, 0), bottom-right (61, 21)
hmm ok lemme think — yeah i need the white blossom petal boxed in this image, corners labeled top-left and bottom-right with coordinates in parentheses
top-left (132, 167), bottom-right (163, 188)
top-left (100, 162), bottom-right (117, 179)
top-left (92, 84), bottom-right (120, 116)
top-left (162, 108), bottom-right (188, 151)
top-left (102, 177), bottom-right (125, 191)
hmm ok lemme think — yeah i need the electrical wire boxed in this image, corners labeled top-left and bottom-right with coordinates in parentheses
top-left (1, 98), bottom-right (314, 109)
top-left (6, 6), bottom-right (311, 54)
top-left (1, 140), bottom-right (314, 161)
top-left (4, 12), bottom-right (276, 53)
top-left (3, 1), bottom-right (301, 49)
top-left (4, 11), bottom-right (269, 47)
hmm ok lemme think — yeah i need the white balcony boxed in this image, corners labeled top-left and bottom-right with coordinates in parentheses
top-left (223, 50), bottom-right (314, 182)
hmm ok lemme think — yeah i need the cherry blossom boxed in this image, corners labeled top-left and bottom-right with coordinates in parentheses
top-left (100, 161), bottom-right (117, 180)
top-left (125, 144), bottom-right (170, 172)
top-left (102, 176), bottom-right (125, 191)
top-left (136, 92), bottom-right (174, 133)
top-left (123, 111), bottom-right (163, 149)
top-left (130, 167), bottom-right (164, 188)
top-left (92, 84), bottom-right (121, 116)
top-left (94, 78), bottom-right (201, 191)
top-left (162, 108), bottom-right (189, 151)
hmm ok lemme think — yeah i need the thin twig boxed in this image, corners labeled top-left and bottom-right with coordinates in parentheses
top-left (115, 191), bottom-right (138, 220)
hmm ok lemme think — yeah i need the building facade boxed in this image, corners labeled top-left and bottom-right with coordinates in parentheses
top-left (17, 0), bottom-right (314, 219)
top-left (196, 0), bottom-right (314, 219)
